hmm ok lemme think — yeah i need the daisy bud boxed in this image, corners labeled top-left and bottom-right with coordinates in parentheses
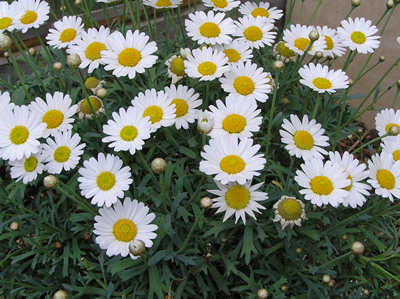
top-left (280, 285), bottom-right (288, 292)
top-left (200, 197), bottom-right (213, 209)
top-left (53, 62), bottom-right (63, 72)
top-left (0, 33), bottom-right (12, 51)
top-left (66, 53), bottom-right (81, 68)
top-left (10, 221), bottom-right (19, 231)
top-left (389, 125), bottom-right (400, 136)
top-left (342, 235), bottom-right (348, 240)
top-left (257, 289), bottom-right (269, 299)
top-left (363, 289), bottom-right (370, 296)
top-left (128, 239), bottom-right (146, 256)
top-left (164, 296), bottom-right (173, 299)
top-left (352, 0), bottom-right (361, 7)
top-left (75, 0), bottom-right (82, 5)
top-left (273, 60), bottom-right (284, 72)
top-left (4, 51), bottom-right (9, 58)
top-left (296, 248), bottom-right (302, 254)
top-left (315, 51), bottom-right (323, 59)
top-left (53, 290), bottom-right (68, 299)
top-left (326, 55), bottom-right (334, 60)
top-left (55, 241), bottom-right (63, 249)
top-left (308, 30), bottom-right (320, 42)
top-left (379, 56), bottom-right (385, 62)
top-left (151, 158), bottom-right (167, 173)
top-left (96, 88), bottom-right (107, 98)
top-left (180, 48), bottom-right (191, 60)
top-left (44, 175), bottom-right (58, 189)
top-left (197, 111), bottom-right (214, 134)
top-left (397, 79), bottom-right (400, 88)
top-left (60, 5), bottom-right (66, 11)
top-left (386, 0), bottom-right (394, 8)
top-left (28, 47), bottom-right (36, 56)
top-left (280, 98), bottom-right (290, 105)
top-left (322, 274), bottom-right (331, 283)
top-left (328, 280), bottom-right (335, 288)
top-left (347, 78), bottom-right (354, 86)
top-left (350, 241), bottom-right (365, 255)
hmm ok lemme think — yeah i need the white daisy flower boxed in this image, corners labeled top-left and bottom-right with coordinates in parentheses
top-left (397, 37), bottom-right (400, 45)
top-left (185, 10), bottom-right (236, 45)
top-left (42, 130), bottom-right (85, 174)
top-left (197, 110), bottom-right (215, 134)
top-left (375, 108), bottom-right (400, 139)
top-left (208, 96), bottom-right (262, 139)
top-left (165, 48), bottom-right (191, 84)
top-left (273, 41), bottom-right (297, 63)
top-left (337, 17), bottom-right (380, 54)
top-left (100, 29), bottom-right (157, 79)
top-left (299, 63), bottom-right (349, 94)
top-left (208, 179), bottom-right (267, 224)
top-left (213, 39), bottom-right (253, 64)
top-left (234, 16), bottom-right (276, 49)
top-left (219, 60), bottom-right (271, 103)
top-left (202, 0), bottom-right (240, 12)
top-left (29, 92), bottom-right (78, 138)
top-left (46, 15), bottom-right (84, 49)
top-left (77, 95), bottom-right (105, 120)
top-left (9, 145), bottom-right (45, 184)
top-left (382, 135), bottom-right (400, 162)
top-left (280, 114), bottom-right (329, 161)
top-left (78, 153), bottom-right (133, 207)
top-left (295, 158), bottom-right (350, 207)
top-left (316, 25), bottom-right (346, 58)
top-left (67, 26), bottom-right (111, 74)
top-left (272, 196), bottom-right (307, 230)
top-left (328, 151), bottom-right (371, 208)
top-left (93, 198), bottom-right (158, 259)
top-left (102, 107), bottom-right (152, 154)
top-left (0, 91), bottom-right (15, 120)
top-left (283, 24), bottom-right (326, 55)
top-left (131, 89), bottom-right (176, 133)
top-left (200, 135), bottom-right (266, 185)
top-left (184, 47), bottom-right (229, 81)
top-left (14, 0), bottom-right (50, 33)
top-left (143, 0), bottom-right (182, 9)
top-left (164, 84), bottom-right (202, 130)
top-left (239, 1), bottom-right (283, 23)
top-left (0, 105), bottom-right (46, 161)
top-left (0, 1), bottom-right (23, 33)
top-left (368, 153), bottom-right (400, 202)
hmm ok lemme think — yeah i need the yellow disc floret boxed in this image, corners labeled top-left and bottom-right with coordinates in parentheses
top-left (143, 106), bottom-right (163, 123)
top-left (0, 17), bottom-right (12, 30)
top-left (42, 110), bottom-right (64, 129)
top-left (120, 125), bottom-right (138, 141)
top-left (350, 31), bottom-right (366, 44)
top-left (233, 76), bottom-right (255, 96)
top-left (277, 198), bottom-right (302, 221)
top-left (225, 185), bottom-right (250, 210)
top-left (170, 57), bottom-right (186, 76)
top-left (222, 114), bottom-right (247, 134)
top-left (85, 42), bottom-right (107, 61)
top-left (24, 156), bottom-right (38, 172)
top-left (312, 77), bottom-right (333, 90)
top-left (199, 22), bottom-right (221, 38)
top-left (293, 130), bottom-right (314, 150)
top-left (294, 37), bottom-right (310, 51)
top-left (59, 28), bottom-right (77, 43)
top-left (343, 174), bottom-right (353, 191)
top-left (211, 0), bottom-right (228, 9)
top-left (243, 26), bottom-right (263, 42)
top-left (10, 126), bottom-right (29, 145)
top-left (324, 35), bottom-right (334, 50)
top-left (20, 11), bottom-right (38, 25)
top-left (310, 176), bottom-right (334, 195)
top-left (54, 146), bottom-right (71, 163)
top-left (251, 8), bottom-right (270, 18)
top-left (96, 171), bottom-right (116, 191)
top-left (80, 96), bottom-right (103, 115)
top-left (220, 155), bottom-right (246, 174)
top-left (113, 219), bottom-right (137, 242)
top-left (223, 49), bottom-right (241, 63)
top-left (276, 42), bottom-right (296, 58)
top-left (376, 169), bottom-right (395, 190)
top-left (197, 61), bottom-right (217, 76)
top-left (393, 150), bottom-right (400, 161)
top-left (118, 48), bottom-right (141, 67)
top-left (155, 0), bottom-right (172, 7)
top-left (171, 99), bottom-right (189, 117)
top-left (385, 123), bottom-right (400, 134)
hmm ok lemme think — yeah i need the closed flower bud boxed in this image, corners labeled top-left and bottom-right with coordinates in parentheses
top-left (351, 241), bottom-right (365, 255)
top-left (66, 53), bottom-right (81, 68)
top-left (200, 197), bottom-right (213, 209)
top-left (296, 248), bottom-right (302, 254)
top-left (28, 47), bottom-right (36, 56)
top-left (197, 111), bottom-right (214, 134)
top-left (10, 221), bottom-right (19, 231)
top-left (280, 285), bottom-right (288, 292)
top-left (53, 62), bottom-right (63, 72)
top-left (386, 0), bottom-right (394, 8)
top-left (164, 296), bottom-right (173, 299)
top-left (128, 240), bottom-right (146, 256)
top-left (342, 235), bottom-right (348, 240)
top-left (151, 158), bottom-right (167, 173)
top-left (347, 78), bottom-right (354, 86)
top-left (273, 60), bottom-right (284, 71)
top-left (44, 175), bottom-right (58, 189)
top-left (53, 290), bottom-right (68, 299)
top-left (389, 125), bottom-right (400, 136)
top-left (96, 88), bottom-right (107, 98)
top-left (352, 0), bottom-right (361, 7)
top-left (363, 289), bottom-right (370, 296)
top-left (180, 48), bottom-right (191, 60)
top-left (0, 33), bottom-right (12, 51)
top-left (315, 51), bottom-right (323, 59)
top-left (328, 280), bottom-right (335, 288)
top-left (55, 241), bottom-right (63, 249)
top-left (379, 56), bottom-right (385, 62)
top-left (397, 79), bottom-right (400, 88)
top-left (322, 274), bottom-right (331, 283)
top-left (4, 51), bottom-right (9, 58)
top-left (75, 0), bottom-right (82, 5)
top-left (309, 30), bottom-right (320, 42)
top-left (257, 289), bottom-right (269, 299)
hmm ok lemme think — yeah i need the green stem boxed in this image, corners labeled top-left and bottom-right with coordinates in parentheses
top-left (359, 255), bottom-right (400, 284)
top-left (392, 87), bottom-right (400, 109)
top-left (6, 49), bottom-right (32, 102)
top-left (307, 0), bottom-right (323, 26)
top-left (0, 248), bottom-right (24, 267)
top-left (160, 172), bottom-right (169, 214)
top-left (265, 71), bottom-right (280, 158)
top-left (81, 258), bottom-right (108, 289)
top-left (188, 173), bottom-right (205, 203)
top-left (175, 209), bottom-right (205, 255)
top-left (312, 93), bottom-right (321, 119)
top-left (284, 156), bottom-right (296, 192)
top-left (21, 231), bottom-right (57, 260)
top-left (137, 151), bottom-right (162, 189)
top-left (142, 5), bottom-right (154, 41)
top-left (343, 7), bottom-right (355, 20)
top-left (56, 181), bottom-right (97, 216)
top-left (320, 252), bottom-right (352, 269)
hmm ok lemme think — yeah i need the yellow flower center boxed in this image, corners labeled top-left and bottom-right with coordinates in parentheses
top-left (24, 156), bottom-right (38, 172)
top-left (310, 176), bottom-right (334, 195)
top-left (96, 171), bottom-right (116, 191)
top-left (251, 7), bottom-right (270, 18)
top-left (197, 61), bottom-right (217, 76)
top-left (312, 77), bottom-right (333, 90)
top-left (59, 28), bottom-right (77, 43)
top-left (211, 0), bottom-right (228, 8)
top-left (276, 42), bottom-right (296, 58)
top-left (80, 96), bottom-right (103, 115)
top-left (294, 37), bottom-right (311, 51)
top-left (171, 99), bottom-right (188, 117)
top-left (393, 150), bottom-right (400, 161)
top-left (0, 17), bottom-right (12, 30)
top-left (170, 57), bottom-right (186, 76)
top-left (10, 126), bottom-right (29, 145)
top-left (233, 76), bottom-right (255, 96)
top-left (225, 185), bottom-right (250, 210)
top-left (113, 219), bottom-right (137, 242)
top-left (118, 48), bottom-right (141, 67)
top-left (20, 10), bottom-right (38, 25)
top-left (376, 169), bottom-right (395, 190)
top-left (324, 35), bottom-right (334, 50)
top-left (199, 22), bottom-right (221, 38)
top-left (42, 110), bottom-right (64, 129)
top-left (385, 123), bottom-right (400, 135)
top-left (277, 198), bottom-right (303, 221)
top-left (54, 146), bottom-right (71, 163)
top-left (243, 26), bottom-right (263, 42)
top-left (143, 106), bottom-right (163, 124)
top-left (223, 49), bottom-right (241, 63)
top-left (220, 155), bottom-right (245, 174)
top-left (155, 0), bottom-right (172, 7)
top-left (222, 114), bottom-right (247, 134)
top-left (350, 31), bottom-right (366, 44)
top-left (343, 174), bottom-right (353, 191)
top-left (85, 42), bottom-right (107, 61)
top-left (120, 125), bottom-right (138, 141)
top-left (85, 77), bottom-right (100, 90)
top-left (293, 130), bottom-right (314, 150)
